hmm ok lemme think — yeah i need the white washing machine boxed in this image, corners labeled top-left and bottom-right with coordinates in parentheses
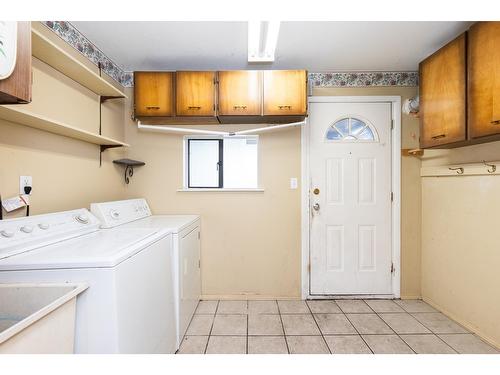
top-left (0, 208), bottom-right (177, 354)
top-left (91, 198), bottom-right (201, 348)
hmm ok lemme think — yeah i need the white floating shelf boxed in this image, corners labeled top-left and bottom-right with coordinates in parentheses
top-left (31, 28), bottom-right (127, 99)
top-left (0, 105), bottom-right (129, 147)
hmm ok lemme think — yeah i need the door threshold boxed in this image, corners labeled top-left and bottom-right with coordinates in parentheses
top-left (308, 294), bottom-right (396, 300)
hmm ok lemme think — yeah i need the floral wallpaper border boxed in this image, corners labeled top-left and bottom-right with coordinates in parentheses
top-left (42, 21), bottom-right (418, 88)
top-left (42, 21), bottom-right (133, 87)
top-left (309, 72), bottom-right (418, 87)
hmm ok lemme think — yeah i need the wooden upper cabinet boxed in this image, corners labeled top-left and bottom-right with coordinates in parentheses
top-left (176, 71), bottom-right (216, 117)
top-left (263, 70), bottom-right (307, 116)
top-left (468, 22), bottom-right (500, 139)
top-left (134, 72), bottom-right (174, 117)
top-left (0, 22), bottom-right (32, 104)
top-left (419, 33), bottom-right (467, 148)
top-left (218, 71), bottom-right (262, 116)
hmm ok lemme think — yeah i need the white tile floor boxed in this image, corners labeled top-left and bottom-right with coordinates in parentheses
top-left (177, 299), bottom-right (499, 354)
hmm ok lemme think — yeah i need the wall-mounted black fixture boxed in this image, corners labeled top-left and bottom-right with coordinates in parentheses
top-left (113, 159), bottom-right (145, 184)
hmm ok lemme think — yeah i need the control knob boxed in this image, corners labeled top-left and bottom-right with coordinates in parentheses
top-left (38, 223), bottom-right (50, 230)
top-left (0, 230), bottom-right (15, 238)
top-left (76, 214), bottom-right (90, 224)
top-left (20, 225), bottom-right (34, 233)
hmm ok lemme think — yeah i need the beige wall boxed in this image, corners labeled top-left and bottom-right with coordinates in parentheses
top-left (313, 87), bottom-right (421, 299)
top-left (0, 35), bottom-right (127, 218)
top-left (421, 142), bottom-right (500, 348)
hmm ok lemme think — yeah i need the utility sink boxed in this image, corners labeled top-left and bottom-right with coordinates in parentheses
top-left (0, 283), bottom-right (87, 353)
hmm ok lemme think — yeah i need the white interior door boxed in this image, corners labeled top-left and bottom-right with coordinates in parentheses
top-left (309, 101), bottom-right (393, 295)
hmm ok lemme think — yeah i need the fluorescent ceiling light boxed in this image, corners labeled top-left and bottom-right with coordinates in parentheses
top-left (248, 21), bottom-right (280, 63)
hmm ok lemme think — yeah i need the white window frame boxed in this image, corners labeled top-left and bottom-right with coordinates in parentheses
top-left (181, 135), bottom-right (263, 192)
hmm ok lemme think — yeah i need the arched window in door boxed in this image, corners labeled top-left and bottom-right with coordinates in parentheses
top-left (326, 117), bottom-right (378, 142)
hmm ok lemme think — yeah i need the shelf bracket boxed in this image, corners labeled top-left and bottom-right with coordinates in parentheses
top-left (99, 145), bottom-right (121, 166)
top-left (112, 159), bottom-right (145, 184)
top-left (124, 165), bottom-right (134, 184)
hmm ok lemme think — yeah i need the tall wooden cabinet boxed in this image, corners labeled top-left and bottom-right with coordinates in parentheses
top-left (134, 72), bottom-right (174, 117)
top-left (0, 22), bottom-right (32, 104)
top-left (176, 71), bottom-right (216, 117)
top-left (468, 22), bottom-right (500, 139)
top-left (419, 33), bottom-right (467, 148)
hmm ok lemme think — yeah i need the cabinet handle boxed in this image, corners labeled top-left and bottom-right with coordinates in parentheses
top-left (187, 106), bottom-right (201, 110)
top-left (146, 105), bottom-right (160, 109)
top-left (233, 105), bottom-right (248, 109)
top-left (278, 105), bottom-right (292, 110)
top-left (491, 120), bottom-right (500, 125)
top-left (431, 134), bottom-right (446, 140)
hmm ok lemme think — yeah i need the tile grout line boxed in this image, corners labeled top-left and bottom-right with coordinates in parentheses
top-left (276, 300), bottom-right (291, 354)
top-left (203, 300), bottom-right (219, 354)
top-left (405, 312), bottom-right (462, 353)
top-left (306, 300), bottom-right (332, 354)
top-left (374, 311), bottom-right (417, 354)
top-left (341, 313), bottom-right (375, 354)
top-left (177, 299), bottom-right (203, 354)
top-left (338, 300), bottom-right (375, 354)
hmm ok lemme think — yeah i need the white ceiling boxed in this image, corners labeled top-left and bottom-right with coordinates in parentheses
top-left (71, 21), bottom-right (472, 72)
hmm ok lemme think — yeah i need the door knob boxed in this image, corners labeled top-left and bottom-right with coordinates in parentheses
top-left (312, 203), bottom-right (320, 211)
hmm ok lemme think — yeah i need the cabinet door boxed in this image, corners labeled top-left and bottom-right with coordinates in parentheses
top-left (419, 33), bottom-right (466, 148)
top-left (218, 71), bottom-right (262, 116)
top-left (176, 71), bottom-right (216, 117)
top-left (134, 72), bottom-right (174, 117)
top-left (263, 70), bottom-right (307, 116)
top-left (468, 22), bottom-right (500, 138)
top-left (0, 22), bottom-right (32, 104)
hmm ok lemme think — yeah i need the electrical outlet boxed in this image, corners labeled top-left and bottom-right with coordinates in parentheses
top-left (290, 177), bottom-right (298, 189)
top-left (20, 176), bottom-right (33, 195)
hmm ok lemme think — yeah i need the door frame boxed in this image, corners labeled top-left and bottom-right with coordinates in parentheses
top-left (301, 96), bottom-right (401, 299)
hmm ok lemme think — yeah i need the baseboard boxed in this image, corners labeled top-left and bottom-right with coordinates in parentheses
top-left (201, 294), bottom-right (301, 301)
top-left (422, 296), bottom-right (500, 350)
top-left (400, 294), bottom-right (422, 300)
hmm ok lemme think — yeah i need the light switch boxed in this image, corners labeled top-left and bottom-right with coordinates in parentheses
top-left (290, 177), bottom-right (298, 189)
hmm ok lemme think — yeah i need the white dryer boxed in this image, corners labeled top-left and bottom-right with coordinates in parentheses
top-left (0, 209), bottom-right (177, 354)
top-left (91, 198), bottom-right (201, 348)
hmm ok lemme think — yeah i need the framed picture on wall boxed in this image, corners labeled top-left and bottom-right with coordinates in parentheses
top-left (0, 21), bottom-right (18, 80)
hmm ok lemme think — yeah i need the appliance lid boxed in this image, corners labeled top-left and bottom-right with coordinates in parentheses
top-left (0, 228), bottom-right (171, 270)
top-left (116, 215), bottom-right (200, 233)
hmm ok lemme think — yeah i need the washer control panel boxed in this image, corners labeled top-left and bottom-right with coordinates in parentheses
top-left (90, 198), bottom-right (152, 228)
top-left (0, 208), bottom-right (100, 260)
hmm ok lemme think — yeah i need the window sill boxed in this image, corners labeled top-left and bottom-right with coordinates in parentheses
top-left (177, 188), bottom-right (265, 192)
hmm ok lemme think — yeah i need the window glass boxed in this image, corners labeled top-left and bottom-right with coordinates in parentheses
top-left (186, 136), bottom-right (258, 189)
top-left (223, 137), bottom-right (258, 188)
top-left (326, 117), bottom-right (376, 142)
top-left (188, 140), bottom-right (221, 188)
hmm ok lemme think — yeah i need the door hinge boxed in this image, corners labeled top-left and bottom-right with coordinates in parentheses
top-left (391, 263), bottom-right (395, 274)
top-left (198, 259), bottom-right (201, 268)
top-left (307, 263), bottom-right (311, 273)
top-left (390, 192), bottom-right (394, 202)
top-left (198, 231), bottom-right (200, 239)
top-left (391, 119), bottom-right (394, 130)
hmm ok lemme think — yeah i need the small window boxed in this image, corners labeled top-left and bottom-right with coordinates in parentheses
top-left (326, 117), bottom-right (377, 142)
top-left (186, 136), bottom-right (258, 189)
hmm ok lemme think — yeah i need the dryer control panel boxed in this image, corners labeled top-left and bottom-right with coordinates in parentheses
top-left (91, 198), bottom-right (152, 228)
